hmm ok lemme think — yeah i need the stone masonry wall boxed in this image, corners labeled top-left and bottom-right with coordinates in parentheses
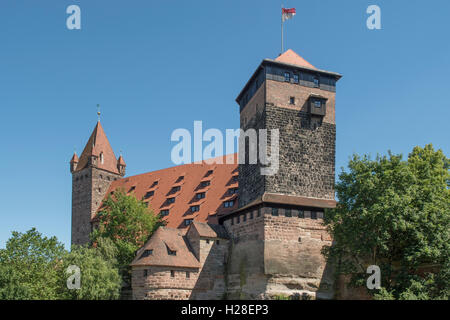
top-left (264, 105), bottom-right (336, 200)
top-left (71, 167), bottom-right (120, 245)
top-left (132, 237), bottom-right (229, 300)
top-left (263, 207), bottom-right (334, 300)
top-left (222, 207), bottom-right (267, 299)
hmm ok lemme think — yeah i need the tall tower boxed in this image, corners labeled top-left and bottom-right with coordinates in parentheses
top-left (70, 121), bottom-right (126, 245)
top-left (220, 50), bottom-right (342, 299)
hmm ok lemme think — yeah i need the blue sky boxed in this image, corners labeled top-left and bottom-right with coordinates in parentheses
top-left (0, 0), bottom-right (449, 248)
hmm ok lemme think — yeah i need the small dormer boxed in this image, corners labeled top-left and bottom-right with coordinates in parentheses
top-left (308, 94), bottom-right (328, 117)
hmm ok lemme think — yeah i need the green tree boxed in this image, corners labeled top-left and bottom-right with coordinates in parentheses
top-left (58, 238), bottom-right (121, 300)
top-left (91, 189), bottom-right (163, 285)
top-left (324, 144), bottom-right (449, 300)
top-left (0, 228), bottom-right (64, 300)
top-left (0, 229), bottom-right (122, 300)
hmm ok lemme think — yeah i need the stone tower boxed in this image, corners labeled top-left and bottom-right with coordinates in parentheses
top-left (220, 49), bottom-right (342, 299)
top-left (70, 121), bottom-right (126, 246)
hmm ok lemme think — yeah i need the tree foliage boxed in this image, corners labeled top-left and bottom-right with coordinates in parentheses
top-left (90, 189), bottom-right (163, 284)
top-left (324, 144), bottom-right (450, 300)
top-left (0, 228), bottom-right (121, 300)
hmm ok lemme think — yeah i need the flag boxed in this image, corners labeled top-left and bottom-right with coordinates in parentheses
top-left (282, 8), bottom-right (296, 22)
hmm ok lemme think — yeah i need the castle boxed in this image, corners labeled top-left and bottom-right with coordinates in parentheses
top-left (70, 49), bottom-right (342, 299)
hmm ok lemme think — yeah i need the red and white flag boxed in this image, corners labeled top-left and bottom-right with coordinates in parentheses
top-left (282, 8), bottom-right (296, 22)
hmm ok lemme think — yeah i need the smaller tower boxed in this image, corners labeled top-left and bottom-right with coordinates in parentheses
top-left (71, 121), bottom-right (125, 245)
top-left (70, 152), bottom-right (79, 173)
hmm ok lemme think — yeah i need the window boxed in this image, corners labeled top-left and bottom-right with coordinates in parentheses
top-left (206, 239), bottom-right (210, 244)
top-left (314, 100), bottom-right (322, 108)
top-left (293, 74), bottom-right (299, 84)
top-left (150, 181), bottom-right (158, 188)
top-left (313, 76), bottom-right (320, 87)
top-left (160, 209), bottom-right (169, 217)
top-left (272, 208), bottom-right (279, 216)
top-left (128, 186), bottom-right (136, 193)
top-left (170, 270), bottom-right (175, 277)
top-left (290, 96), bottom-right (295, 105)
top-left (224, 200), bottom-right (234, 208)
top-left (184, 219), bottom-right (193, 226)
top-left (250, 211), bottom-right (254, 219)
top-left (229, 188), bottom-right (239, 195)
top-left (284, 72), bottom-right (290, 82)
top-left (144, 191), bottom-right (154, 199)
top-left (186, 271), bottom-right (190, 279)
top-left (200, 181), bottom-right (210, 187)
top-left (232, 175), bottom-right (238, 182)
top-left (298, 210), bottom-right (305, 218)
top-left (311, 211), bottom-right (317, 220)
top-left (243, 214), bottom-right (247, 222)
top-left (205, 170), bottom-right (213, 177)
top-left (196, 192), bottom-right (206, 199)
top-left (191, 205), bottom-right (200, 212)
top-left (231, 218), bottom-right (234, 225)
top-left (171, 186), bottom-right (181, 193)
top-left (285, 209), bottom-right (292, 217)
top-left (216, 240), bottom-right (220, 245)
top-left (167, 197), bottom-right (175, 204)
top-left (175, 176), bottom-right (184, 183)
top-left (144, 269), bottom-right (148, 277)
top-left (257, 208), bottom-right (261, 217)
top-left (236, 215), bottom-right (240, 224)
top-left (100, 152), bottom-right (104, 164)
top-left (141, 249), bottom-right (153, 258)
top-left (167, 248), bottom-right (177, 256)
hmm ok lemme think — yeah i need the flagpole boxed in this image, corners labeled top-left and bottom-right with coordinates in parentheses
top-left (281, 5), bottom-right (284, 54)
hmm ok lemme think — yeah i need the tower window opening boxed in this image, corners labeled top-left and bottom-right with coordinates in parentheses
top-left (290, 97), bottom-right (295, 105)
top-left (313, 76), bottom-right (320, 87)
top-left (284, 72), bottom-right (290, 82)
top-left (100, 152), bottom-right (104, 164)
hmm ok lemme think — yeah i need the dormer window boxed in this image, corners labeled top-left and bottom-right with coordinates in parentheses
top-left (167, 197), bottom-right (175, 204)
top-left (229, 187), bottom-right (238, 195)
top-left (128, 186), bottom-right (136, 193)
top-left (184, 219), bottom-right (193, 226)
top-left (144, 191), bottom-right (154, 199)
top-left (205, 170), bottom-right (213, 177)
top-left (175, 176), bottom-right (184, 183)
top-left (314, 100), bottom-right (322, 108)
top-left (200, 181), bottom-right (210, 188)
top-left (150, 181), bottom-right (158, 188)
top-left (224, 200), bottom-right (234, 208)
top-left (191, 205), bottom-right (200, 212)
top-left (171, 186), bottom-right (181, 193)
top-left (166, 245), bottom-right (176, 256)
top-left (160, 209), bottom-right (169, 217)
top-left (141, 249), bottom-right (153, 258)
top-left (196, 192), bottom-right (206, 199)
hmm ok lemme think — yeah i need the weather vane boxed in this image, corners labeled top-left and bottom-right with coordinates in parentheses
top-left (97, 104), bottom-right (101, 121)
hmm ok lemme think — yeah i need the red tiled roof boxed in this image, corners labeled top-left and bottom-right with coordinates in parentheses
top-left (275, 49), bottom-right (317, 70)
top-left (98, 154), bottom-right (239, 228)
top-left (191, 221), bottom-right (229, 239)
top-left (75, 121), bottom-right (121, 174)
top-left (130, 226), bottom-right (199, 268)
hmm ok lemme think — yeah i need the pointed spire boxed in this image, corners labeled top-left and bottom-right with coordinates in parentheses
top-left (70, 152), bottom-right (79, 163)
top-left (275, 49), bottom-right (317, 70)
top-left (74, 122), bottom-right (120, 174)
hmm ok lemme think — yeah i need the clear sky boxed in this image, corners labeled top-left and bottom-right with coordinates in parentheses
top-left (0, 0), bottom-right (449, 248)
